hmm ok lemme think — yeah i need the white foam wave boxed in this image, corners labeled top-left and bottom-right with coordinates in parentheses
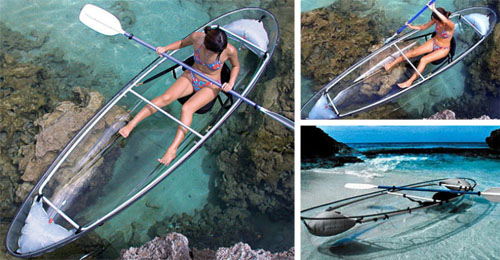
top-left (367, 156), bottom-right (428, 172)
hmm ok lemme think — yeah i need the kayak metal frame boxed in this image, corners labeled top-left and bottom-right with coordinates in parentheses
top-left (302, 7), bottom-right (497, 119)
top-left (6, 7), bottom-right (279, 258)
top-left (301, 178), bottom-right (477, 232)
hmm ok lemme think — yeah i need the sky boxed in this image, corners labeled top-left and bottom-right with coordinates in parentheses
top-left (319, 126), bottom-right (499, 143)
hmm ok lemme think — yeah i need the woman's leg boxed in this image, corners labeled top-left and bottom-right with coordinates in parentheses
top-left (158, 86), bottom-right (219, 166)
top-left (119, 76), bottom-right (193, 138)
top-left (398, 48), bottom-right (448, 88)
top-left (384, 39), bottom-right (434, 71)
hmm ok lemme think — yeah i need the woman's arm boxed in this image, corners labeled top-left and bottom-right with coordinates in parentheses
top-left (155, 32), bottom-right (201, 55)
top-left (221, 44), bottom-right (240, 92)
top-left (408, 20), bottom-right (435, 30)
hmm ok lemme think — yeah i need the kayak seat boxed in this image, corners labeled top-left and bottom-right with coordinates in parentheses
top-left (432, 192), bottom-right (459, 201)
top-left (175, 56), bottom-right (232, 114)
top-left (402, 34), bottom-right (456, 79)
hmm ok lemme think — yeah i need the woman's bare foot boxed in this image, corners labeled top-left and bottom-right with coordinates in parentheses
top-left (397, 80), bottom-right (413, 89)
top-left (119, 123), bottom-right (135, 138)
top-left (384, 62), bottom-right (393, 72)
top-left (158, 149), bottom-right (177, 166)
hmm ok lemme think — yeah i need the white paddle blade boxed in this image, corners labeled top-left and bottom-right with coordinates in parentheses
top-left (344, 183), bottom-right (378, 190)
top-left (482, 188), bottom-right (500, 203)
top-left (79, 4), bottom-right (124, 36)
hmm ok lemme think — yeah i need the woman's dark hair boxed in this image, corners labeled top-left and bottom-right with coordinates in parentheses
top-left (431, 7), bottom-right (451, 22)
top-left (204, 26), bottom-right (227, 56)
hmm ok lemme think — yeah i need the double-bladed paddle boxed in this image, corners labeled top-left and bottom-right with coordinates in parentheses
top-left (345, 183), bottom-right (500, 203)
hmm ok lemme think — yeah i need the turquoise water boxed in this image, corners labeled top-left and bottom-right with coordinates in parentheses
top-left (0, 0), bottom-right (292, 258)
top-left (300, 0), bottom-right (499, 118)
top-left (301, 142), bottom-right (500, 259)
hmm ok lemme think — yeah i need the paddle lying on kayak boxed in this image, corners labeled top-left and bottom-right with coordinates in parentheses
top-left (79, 4), bottom-right (294, 130)
top-left (345, 183), bottom-right (500, 202)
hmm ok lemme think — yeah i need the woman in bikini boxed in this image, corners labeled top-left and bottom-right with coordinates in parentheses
top-left (384, 3), bottom-right (454, 88)
top-left (119, 27), bottom-right (240, 166)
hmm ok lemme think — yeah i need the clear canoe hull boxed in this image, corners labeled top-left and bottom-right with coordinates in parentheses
top-left (301, 178), bottom-right (479, 258)
top-left (301, 7), bottom-right (497, 119)
top-left (6, 7), bottom-right (279, 257)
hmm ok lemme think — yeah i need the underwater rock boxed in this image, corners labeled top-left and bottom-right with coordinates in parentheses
top-left (486, 129), bottom-right (500, 150)
top-left (0, 177), bottom-right (17, 217)
top-left (148, 203), bottom-right (257, 250)
top-left (14, 182), bottom-right (33, 204)
top-left (119, 233), bottom-right (190, 260)
top-left (301, 1), bottom-right (386, 87)
top-left (433, 94), bottom-right (496, 119)
top-left (19, 88), bottom-right (105, 182)
top-left (18, 87), bottom-right (128, 222)
top-left (0, 22), bottom-right (48, 53)
top-left (1, 21), bottom-right (121, 225)
top-left (215, 242), bottom-right (294, 260)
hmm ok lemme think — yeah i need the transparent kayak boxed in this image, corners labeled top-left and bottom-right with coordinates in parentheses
top-left (301, 178), bottom-right (477, 252)
top-left (6, 7), bottom-right (279, 257)
top-left (301, 7), bottom-right (497, 119)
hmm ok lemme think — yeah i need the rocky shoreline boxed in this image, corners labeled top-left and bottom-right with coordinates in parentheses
top-left (301, 126), bottom-right (363, 170)
top-left (301, 126), bottom-right (500, 169)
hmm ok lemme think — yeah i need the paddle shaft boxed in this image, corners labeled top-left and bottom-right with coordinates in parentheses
top-left (379, 185), bottom-right (479, 195)
top-left (386, 0), bottom-right (435, 43)
top-left (397, 0), bottom-right (436, 34)
top-left (123, 32), bottom-right (294, 130)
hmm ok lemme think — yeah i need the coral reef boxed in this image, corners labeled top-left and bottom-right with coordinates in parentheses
top-left (119, 232), bottom-right (294, 260)
top-left (301, 0), bottom-right (387, 87)
top-left (486, 128), bottom-right (500, 150)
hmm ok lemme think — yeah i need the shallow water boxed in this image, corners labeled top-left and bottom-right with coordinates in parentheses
top-left (301, 142), bottom-right (500, 259)
top-left (0, 0), bottom-right (292, 258)
top-left (301, 0), bottom-right (499, 118)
